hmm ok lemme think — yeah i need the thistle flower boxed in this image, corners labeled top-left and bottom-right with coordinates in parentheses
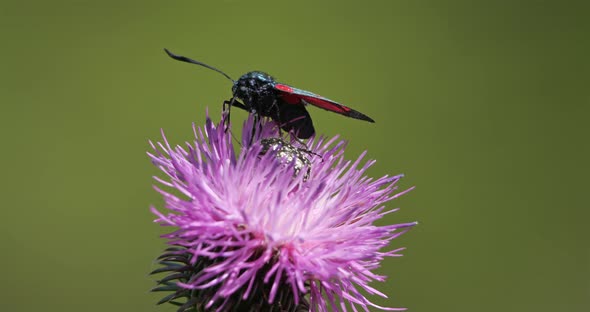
top-left (148, 111), bottom-right (416, 311)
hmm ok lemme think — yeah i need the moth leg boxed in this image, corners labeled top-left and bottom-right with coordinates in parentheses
top-left (222, 97), bottom-right (234, 132)
top-left (223, 97), bottom-right (248, 132)
top-left (222, 97), bottom-right (247, 146)
top-left (249, 114), bottom-right (261, 147)
top-left (269, 98), bottom-right (284, 138)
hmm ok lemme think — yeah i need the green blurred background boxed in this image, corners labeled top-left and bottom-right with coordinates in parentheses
top-left (1, 0), bottom-right (588, 311)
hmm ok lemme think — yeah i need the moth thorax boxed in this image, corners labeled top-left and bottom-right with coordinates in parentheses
top-left (233, 71), bottom-right (276, 112)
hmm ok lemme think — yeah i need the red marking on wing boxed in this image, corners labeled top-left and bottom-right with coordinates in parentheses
top-left (274, 83), bottom-right (375, 122)
top-left (274, 83), bottom-right (352, 113)
top-left (274, 84), bottom-right (294, 92)
top-left (300, 95), bottom-right (352, 113)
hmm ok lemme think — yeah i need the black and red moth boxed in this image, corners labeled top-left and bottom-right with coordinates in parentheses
top-left (164, 49), bottom-right (375, 139)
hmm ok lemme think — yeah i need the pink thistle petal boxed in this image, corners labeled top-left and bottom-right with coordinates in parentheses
top-left (149, 110), bottom-right (416, 311)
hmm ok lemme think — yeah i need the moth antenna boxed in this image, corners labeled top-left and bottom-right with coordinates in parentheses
top-left (164, 48), bottom-right (235, 83)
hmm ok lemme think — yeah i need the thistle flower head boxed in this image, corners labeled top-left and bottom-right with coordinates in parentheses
top-left (149, 112), bottom-right (416, 311)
